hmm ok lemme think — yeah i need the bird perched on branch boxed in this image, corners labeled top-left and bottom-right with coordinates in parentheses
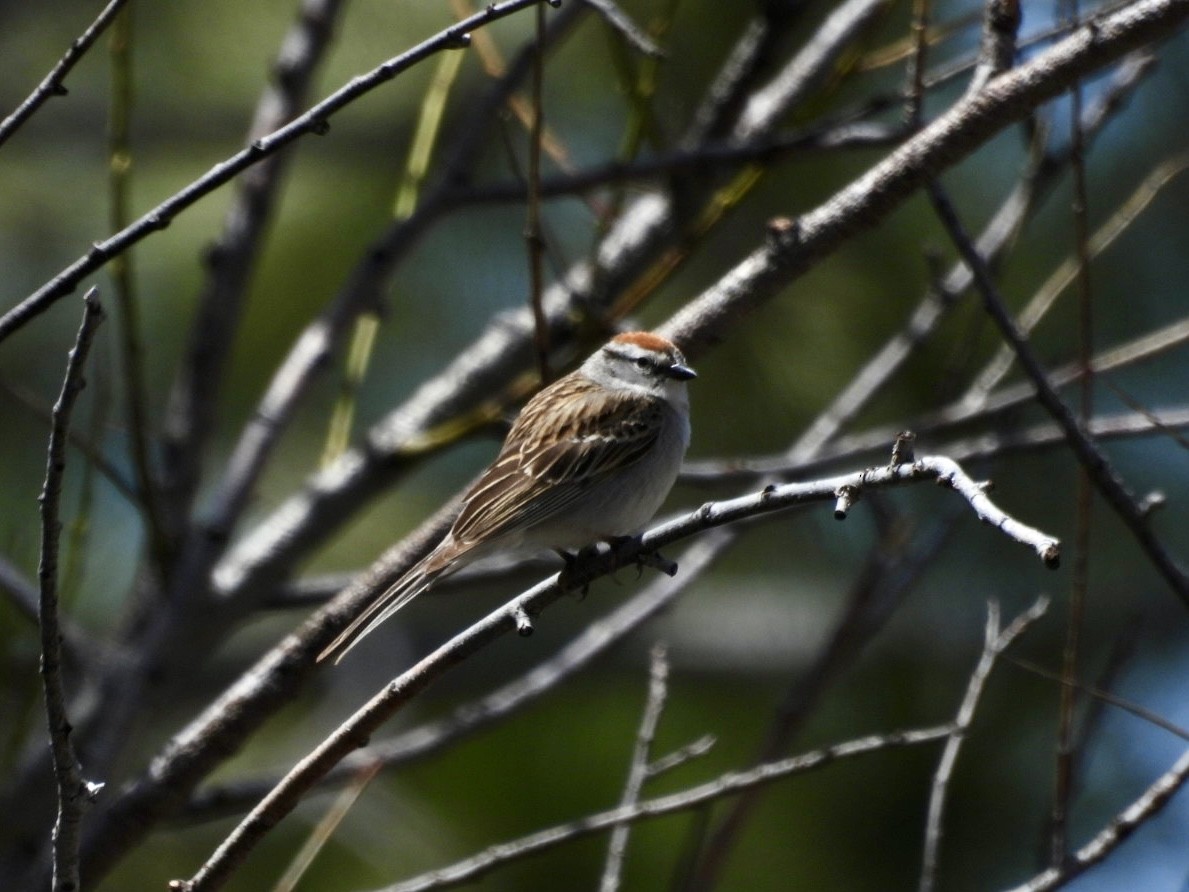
top-left (319, 331), bottom-right (696, 663)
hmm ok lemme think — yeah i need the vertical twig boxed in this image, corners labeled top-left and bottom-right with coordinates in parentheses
top-left (918, 597), bottom-right (1050, 892)
top-left (967, 0), bottom-right (1021, 95)
top-left (107, 3), bottom-right (169, 568)
top-left (600, 643), bottom-right (670, 892)
top-left (39, 289), bottom-right (107, 892)
top-left (903, 0), bottom-right (930, 128)
top-left (1053, 0), bottom-right (1096, 866)
top-left (526, 0), bottom-right (551, 383)
top-left (322, 46), bottom-right (466, 468)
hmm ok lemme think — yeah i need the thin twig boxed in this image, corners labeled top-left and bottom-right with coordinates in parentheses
top-left (647, 735), bottom-right (717, 779)
top-left (903, 0), bottom-right (930, 127)
top-left (0, 0), bottom-right (549, 344)
top-left (0, 0), bottom-right (131, 148)
top-left (600, 643), bottom-right (670, 892)
top-left (384, 725), bottom-right (955, 892)
top-left (526, 0), bottom-right (551, 384)
top-left (106, 4), bottom-right (168, 567)
top-left (580, 0), bottom-right (664, 58)
top-left (322, 42), bottom-right (464, 471)
top-left (966, 0), bottom-right (1021, 95)
top-left (1003, 747), bottom-right (1189, 892)
top-left (458, 119), bottom-right (905, 204)
top-left (925, 182), bottom-right (1189, 605)
top-left (270, 759), bottom-right (383, 892)
top-left (1055, 0), bottom-right (1096, 863)
top-left (38, 289), bottom-right (106, 892)
top-left (0, 555), bottom-right (90, 666)
top-left (1006, 656), bottom-right (1189, 743)
top-left (961, 149), bottom-right (1187, 410)
top-left (0, 379), bottom-right (138, 504)
top-left (919, 597), bottom-right (1050, 892)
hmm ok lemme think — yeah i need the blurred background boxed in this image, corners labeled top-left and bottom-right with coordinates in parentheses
top-left (1, 1), bottom-right (1187, 889)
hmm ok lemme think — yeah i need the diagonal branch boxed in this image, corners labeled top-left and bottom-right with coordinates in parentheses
top-left (180, 530), bottom-right (734, 825)
top-left (1002, 746), bottom-right (1189, 892)
top-left (160, 0), bottom-right (350, 530)
top-left (0, 0), bottom-right (131, 148)
top-left (925, 181), bottom-right (1189, 606)
top-left (382, 725), bottom-right (955, 892)
top-left (0, 0), bottom-right (551, 345)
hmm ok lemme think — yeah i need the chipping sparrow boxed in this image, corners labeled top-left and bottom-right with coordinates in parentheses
top-left (319, 331), bottom-right (695, 663)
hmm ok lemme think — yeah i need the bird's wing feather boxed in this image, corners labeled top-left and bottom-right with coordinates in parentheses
top-left (451, 378), bottom-right (664, 546)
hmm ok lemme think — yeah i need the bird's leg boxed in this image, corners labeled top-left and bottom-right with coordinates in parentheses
top-left (556, 546), bottom-right (598, 596)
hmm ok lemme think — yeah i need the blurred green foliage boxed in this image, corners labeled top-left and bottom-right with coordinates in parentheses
top-left (1, 1), bottom-right (1188, 890)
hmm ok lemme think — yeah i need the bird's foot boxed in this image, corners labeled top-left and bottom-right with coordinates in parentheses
top-left (605, 535), bottom-right (678, 578)
top-left (556, 546), bottom-right (598, 596)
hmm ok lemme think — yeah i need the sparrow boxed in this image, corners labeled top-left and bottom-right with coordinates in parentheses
top-left (319, 331), bottom-right (695, 663)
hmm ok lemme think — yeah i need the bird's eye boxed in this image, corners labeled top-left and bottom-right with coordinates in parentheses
top-left (635, 357), bottom-right (651, 371)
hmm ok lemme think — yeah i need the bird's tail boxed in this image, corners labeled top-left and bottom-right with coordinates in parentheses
top-left (317, 553), bottom-right (452, 664)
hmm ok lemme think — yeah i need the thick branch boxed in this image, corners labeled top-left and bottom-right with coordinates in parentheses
top-left (660, 0), bottom-right (1189, 356)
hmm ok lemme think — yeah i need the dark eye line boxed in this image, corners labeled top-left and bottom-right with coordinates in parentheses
top-left (607, 347), bottom-right (663, 373)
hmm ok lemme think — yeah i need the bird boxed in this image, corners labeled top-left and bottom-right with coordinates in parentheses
top-left (318, 331), bottom-right (696, 664)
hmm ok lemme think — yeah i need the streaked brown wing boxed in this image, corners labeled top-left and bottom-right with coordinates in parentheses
top-left (450, 375), bottom-right (664, 546)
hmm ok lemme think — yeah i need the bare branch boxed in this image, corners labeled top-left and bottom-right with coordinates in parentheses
top-left (38, 289), bottom-right (106, 892)
top-left (382, 725), bottom-right (955, 892)
top-left (0, 0), bottom-right (550, 345)
top-left (1007, 656), bottom-right (1189, 743)
top-left (0, 0), bottom-right (131, 148)
top-left (579, 0), bottom-right (663, 58)
top-left (919, 597), bottom-right (1050, 892)
top-left (1003, 746), bottom-right (1189, 892)
top-left (925, 181), bottom-right (1188, 604)
top-left (966, 0), bottom-right (1021, 95)
top-left (600, 643), bottom-right (670, 892)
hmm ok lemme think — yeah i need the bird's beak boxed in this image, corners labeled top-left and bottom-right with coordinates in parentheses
top-left (667, 362), bottom-right (697, 381)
